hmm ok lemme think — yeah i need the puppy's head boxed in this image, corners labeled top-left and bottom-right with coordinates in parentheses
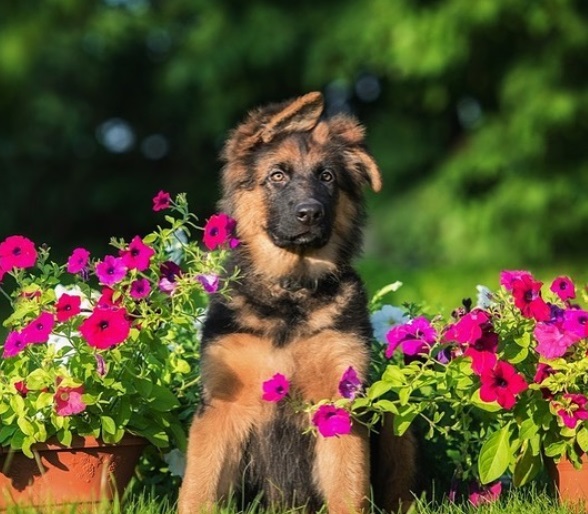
top-left (219, 92), bottom-right (381, 280)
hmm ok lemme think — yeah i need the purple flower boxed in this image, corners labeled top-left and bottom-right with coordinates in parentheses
top-left (262, 373), bottom-right (289, 402)
top-left (158, 261), bottom-right (182, 294)
top-left (197, 274), bottom-right (220, 294)
top-left (312, 405), bottom-right (352, 437)
top-left (130, 278), bottom-right (151, 300)
top-left (385, 316), bottom-right (437, 359)
top-left (95, 255), bottom-right (127, 286)
top-left (2, 331), bottom-right (29, 358)
top-left (562, 308), bottom-right (588, 339)
top-left (468, 480), bottom-right (502, 506)
top-left (338, 366), bottom-right (362, 399)
top-left (534, 321), bottom-right (580, 359)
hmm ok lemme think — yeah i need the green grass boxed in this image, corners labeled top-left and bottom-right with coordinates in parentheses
top-left (3, 486), bottom-right (583, 514)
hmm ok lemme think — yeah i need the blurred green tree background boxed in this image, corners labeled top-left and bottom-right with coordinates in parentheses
top-left (2, 0), bottom-right (587, 307)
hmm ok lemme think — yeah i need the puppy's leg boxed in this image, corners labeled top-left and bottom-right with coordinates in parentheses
top-left (313, 424), bottom-right (371, 514)
top-left (294, 332), bottom-right (371, 514)
top-left (178, 335), bottom-right (279, 514)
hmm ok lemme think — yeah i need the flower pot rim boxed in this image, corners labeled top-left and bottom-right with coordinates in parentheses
top-left (0, 433), bottom-right (147, 455)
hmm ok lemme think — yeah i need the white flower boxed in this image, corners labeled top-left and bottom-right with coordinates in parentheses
top-left (476, 285), bottom-right (495, 309)
top-left (371, 304), bottom-right (410, 344)
top-left (163, 448), bottom-right (186, 477)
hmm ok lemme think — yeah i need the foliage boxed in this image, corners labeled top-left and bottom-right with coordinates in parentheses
top-left (1, 0), bottom-right (588, 271)
top-left (0, 193), bottom-right (236, 458)
top-left (361, 271), bottom-right (588, 497)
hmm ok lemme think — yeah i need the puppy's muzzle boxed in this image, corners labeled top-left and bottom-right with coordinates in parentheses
top-left (295, 200), bottom-right (325, 226)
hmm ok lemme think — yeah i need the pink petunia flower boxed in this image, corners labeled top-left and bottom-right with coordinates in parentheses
top-left (0, 235), bottom-right (37, 270)
top-left (79, 307), bottom-right (131, 349)
top-left (21, 311), bottom-right (55, 343)
top-left (385, 316), bottom-right (437, 359)
top-left (14, 380), bottom-right (29, 397)
top-left (55, 293), bottom-right (82, 322)
top-left (262, 373), bottom-right (290, 402)
top-left (479, 360), bottom-right (528, 410)
top-left (469, 480), bottom-right (502, 506)
top-left (511, 273), bottom-right (551, 321)
top-left (54, 384), bottom-right (86, 416)
top-left (130, 278), bottom-right (151, 300)
top-left (500, 270), bottom-right (532, 291)
top-left (197, 273), bottom-right (220, 294)
top-left (203, 213), bottom-right (239, 251)
top-left (465, 331), bottom-right (499, 375)
top-left (120, 236), bottom-right (155, 272)
top-left (66, 248), bottom-right (90, 274)
top-left (445, 310), bottom-right (491, 345)
top-left (95, 255), bottom-right (127, 286)
top-left (97, 287), bottom-right (122, 309)
top-left (2, 331), bottom-right (29, 358)
top-left (562, 309), bottom-right (588, 339)
top-left (534, 363), bottom-right (555, 384)
top-left (152, 190), bottom-right (171, 212)
top-left (0, 262), bottom-right (6, 283)
top-left (338, 366), bottom-right (362, 399)
top-left (312, 404), bottom-right (352, 437)
top-left (555, 393), bottom-right (588, 429)
top-left (550, 276), bottom-right (576, 302)
top-left (534, 321), bottom-right (580, 359)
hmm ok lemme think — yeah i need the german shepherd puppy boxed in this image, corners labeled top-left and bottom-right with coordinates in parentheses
top-left (178, 92), bottom-right (417, 514)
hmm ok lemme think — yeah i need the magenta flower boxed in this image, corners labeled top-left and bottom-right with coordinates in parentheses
top-left (152, 190), bottom-right (171, 211)
top-left (2, 331), bottom-right (29, 358)
top-left (511, 274), bottom-right (551, 321)
top-left (550, 276), bottom-right (576, 302)
top-left (14, 380), bottom-right (29, 397)
top-left (534, 363), bottom-right (555, 384)
top-left (66, 248), bottom-right (90, 274)
top-left (479, 360), bottom-right (528, 410)
top-left (465, 331), bottom-right (499, 375)
top-left (534, 321), bottom-right (580, 359)
top-left (55, 293), bottom-right (82, 322)
top-left (469, 480), bottom-right (502, 506)
top-left (197, 273), bottom-right (220, 294)
top-left (21, 311), bottom-right (55, 344)
top-left (338, 366), bottom-right (362, 399)
top-left (562, 309), bottom-right (588, 339)
top-left (262, 373), bottom-right (290, 402)
top-left (0, 262), bottom-right (6, 283)
top-left (79, 307), bottom-right (131, 349)
top-left (445, 310), bottom-right (491, 345)
top-left (121, 236), bottom-right (155, 272)
top-left (0, 235), bottom-right (37, 270)
top-left (312, 405), bottom-right (352, 437)
top-left (500, 270), bottom-right (532, 291)
top-left (555, 394), bottom-right (588, 429)
top-left (97, 287), bottom-right (122, 309)
top-left (95, 255), bottom-right (127, 286)
top-left (385, 316), bottom-right (437, 359)
top-left (130, 278), bottom-right (151, 300)
top-left (203, 213), bottom-right (238, 251)
top-left (54, 384), bottom-right (86, 416)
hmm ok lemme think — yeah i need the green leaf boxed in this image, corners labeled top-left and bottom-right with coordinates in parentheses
top-left (148, 384), bottom-right (180, 411)
top-left (374, 399), bottom-right (399, 414)
top-left (577, 427), bottom-right (588, 453)
top-left (393, 406), bottom-right (417, 436)
top-left (367, 381), bottom-right (393, 400)
top-left (478, 426), bottom-right (512, 484)
top-left (513, 441), bottom-right (542, 487)
top-left (102, 416), bottom-right (117, 435)
top-left (17, 417), bottom-right (35, 436)
top-left (519, 418), bottom-right (539, 441)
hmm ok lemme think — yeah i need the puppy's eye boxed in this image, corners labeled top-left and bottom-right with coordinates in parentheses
top-left (269, 170), bottom-right (286, 183)
top-left (320, 170), bottom-right (334, 183)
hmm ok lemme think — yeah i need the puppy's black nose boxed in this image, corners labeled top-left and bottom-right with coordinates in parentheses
top-left (295, 200), bottom-right (324, 226)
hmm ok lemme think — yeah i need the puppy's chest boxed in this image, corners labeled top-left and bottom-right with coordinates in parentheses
top-left (233, 290), bottom-right (343, 347)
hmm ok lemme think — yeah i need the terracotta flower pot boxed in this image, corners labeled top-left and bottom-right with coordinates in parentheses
top-left (0, 434), bottom-right (147, 509)
top-left (547, 456), bottom-right (588, 510)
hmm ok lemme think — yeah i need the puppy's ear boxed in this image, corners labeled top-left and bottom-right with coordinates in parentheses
top-left (259, 91), bottom-right (324, 143)
top-left (329, 115), bottom-right (382, 193)
top-left (222, 92), bottom-right (324, 164)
